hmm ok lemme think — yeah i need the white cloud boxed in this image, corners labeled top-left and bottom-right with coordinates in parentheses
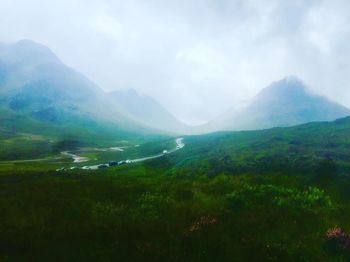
top-left (92, 10), bottom-right (123, 41)
top-left (0, 0), bottom-right (349, 124)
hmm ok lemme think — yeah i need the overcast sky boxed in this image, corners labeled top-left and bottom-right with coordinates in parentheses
top-left (0, 0), bottom-right (349, 125)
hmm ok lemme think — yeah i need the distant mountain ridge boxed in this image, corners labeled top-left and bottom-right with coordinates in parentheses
top-left (0, 40), bottom-right (129, 134)
top-left (200, 76), bottom-right (350, 132)
top-left (0, 39), bottom-right (188, 142)
top-left (109, 89), bottom-right (189, 134)
top-left (1, 39), bottom-right (349, 139)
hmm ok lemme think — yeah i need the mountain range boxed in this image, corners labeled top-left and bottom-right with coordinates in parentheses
top-left (0, 39), bottom-right (188, 144)
top-left (200, 76), bottom-right (350, 133)
top-left (0, 39), bottom-right (350, 141)
top-left (109, 88), bottom-right (190, 134)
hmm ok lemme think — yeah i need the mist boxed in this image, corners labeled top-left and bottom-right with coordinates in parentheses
top-left (1, 0), bottom-right (350, 125)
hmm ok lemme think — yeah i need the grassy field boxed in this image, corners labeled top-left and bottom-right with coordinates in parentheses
top-left (1, 118), bottom-right (350, 261)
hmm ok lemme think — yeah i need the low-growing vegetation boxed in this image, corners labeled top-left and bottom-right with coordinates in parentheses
top-left (2, 118), bottom-right (350, 261)
top-left (1, 161), bottom-right (350, 261)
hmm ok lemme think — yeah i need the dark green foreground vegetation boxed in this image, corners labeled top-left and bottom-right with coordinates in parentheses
top-left (1, 163), bottom-right (350, 261)
top-left (1, 117), bottom-right (350, 261)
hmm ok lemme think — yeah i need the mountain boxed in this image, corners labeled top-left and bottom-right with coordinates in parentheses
top-left (109, 89), bottom-right (189, 134)
top-left (201, 76), bottom-right (350, 132)
top-left (0, 40), bottom-right (167, 146)
top-left (3, 40), bottom-right (349, 143)
top-left (0, 40), bottom-right (101, 112)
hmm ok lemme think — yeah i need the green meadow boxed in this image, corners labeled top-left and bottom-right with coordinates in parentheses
top-left (1, 118), bottom-right (350, 261)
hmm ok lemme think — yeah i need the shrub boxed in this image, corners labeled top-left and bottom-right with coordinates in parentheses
top-left (136, 192), bottom-right (174, 221)
top-left (226, 184), bottom-right (332, 213)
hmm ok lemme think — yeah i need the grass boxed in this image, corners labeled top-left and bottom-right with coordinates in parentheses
top-left (1, 117), bottom-right (350, 260)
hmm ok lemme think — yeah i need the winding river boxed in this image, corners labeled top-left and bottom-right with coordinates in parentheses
top-left (57, 137), bottom-right (185, 171)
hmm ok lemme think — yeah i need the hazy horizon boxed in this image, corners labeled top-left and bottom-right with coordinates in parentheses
top-left (1, 0), bottom-right (350, 125)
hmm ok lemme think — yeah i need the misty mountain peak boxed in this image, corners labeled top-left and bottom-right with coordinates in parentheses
top-left (0, 39), bottom-right (60, 65)
top-left (258, 76), bottom-right (309, 101)
top-left (273, 76), bottom-right (306, 90)
top-left (203, 76), bottom-right (350, 132)
top-left (283, 75), bottom-right (303, 85)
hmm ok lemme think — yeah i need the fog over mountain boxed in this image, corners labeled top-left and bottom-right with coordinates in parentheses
top-left (200, 76), bottom-right (350, 132)
top-left (0, 39), bottom-right (180, 139)
top-left (1, 0), bottom-right (350, 125)
top-left (1, 39), bottom-right (349, 138)
top-left (109, 89), bottom-right (189, 133)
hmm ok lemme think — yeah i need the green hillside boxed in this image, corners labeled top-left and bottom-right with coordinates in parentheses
top-left (170, 116), bottom-right (350, 178)
top-left (0, 105), bottom-right (167, 160)
top-left (2, 117), bottom-right (350, 261)
top-left (0, 40), bottom-right (175, 161)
